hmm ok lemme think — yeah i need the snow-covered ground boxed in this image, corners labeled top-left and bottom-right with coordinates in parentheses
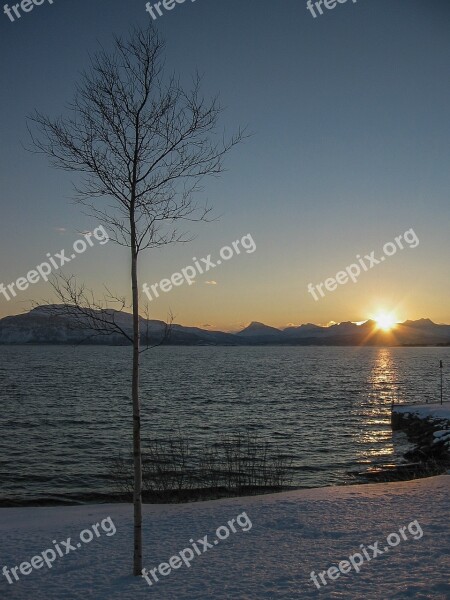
top-left (1, 475), bottom-right (449, 599)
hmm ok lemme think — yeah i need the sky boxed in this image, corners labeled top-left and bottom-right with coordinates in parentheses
top-left (0, 0), bottom-right (449, 331)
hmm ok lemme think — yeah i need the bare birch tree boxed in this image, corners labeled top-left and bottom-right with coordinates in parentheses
top-left (28, 25), bottom-right (244, 576)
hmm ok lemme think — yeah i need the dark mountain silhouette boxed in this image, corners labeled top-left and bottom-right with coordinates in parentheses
top-left (0, 306), bottom-right (449, 346)
top-left (238, 322), bottom-right (282, 337)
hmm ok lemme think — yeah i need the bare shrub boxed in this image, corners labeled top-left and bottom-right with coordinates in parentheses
top-left (108, 431), bottom-right (293, 501)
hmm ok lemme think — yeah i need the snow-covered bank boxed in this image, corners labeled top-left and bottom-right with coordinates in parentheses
top-left (392, 402), bottom-right (450, 423)
top-left (1, 475), bottom-right (449, 599)
top-left (392, 402), bottom-right (450, 460)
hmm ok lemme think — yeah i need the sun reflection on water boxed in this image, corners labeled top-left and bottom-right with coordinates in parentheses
top-left (354, 348), bottom-right (407, 467)
top-left (367, 348), bottom-right (402, 405)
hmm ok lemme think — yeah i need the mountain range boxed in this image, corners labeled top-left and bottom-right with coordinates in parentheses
top-left (0, 306), bottom-right (449, 346)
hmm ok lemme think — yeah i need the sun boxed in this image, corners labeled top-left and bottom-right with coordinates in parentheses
top-left (374, 312), bottom-right (397, 332)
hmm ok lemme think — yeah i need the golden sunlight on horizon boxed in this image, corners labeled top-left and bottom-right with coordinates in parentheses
top-left (373, 312), bottom-right (398, 332)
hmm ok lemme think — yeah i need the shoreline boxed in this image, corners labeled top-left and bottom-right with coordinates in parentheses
top-left (2, 467), bottom-right (447, 509)
top-left (392, 402), bottom-right (450, 462)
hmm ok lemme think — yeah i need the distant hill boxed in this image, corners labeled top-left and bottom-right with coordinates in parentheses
top-left (0, 306), bottom-right (449, 346)
top-left (238, 321), bottom-right (282, 338)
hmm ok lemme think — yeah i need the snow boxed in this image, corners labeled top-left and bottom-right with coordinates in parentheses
top-left (1, 475), bottom-right (449, 599)
top-left (433, 431), bottom-right (450, 441)
top-left (392, 402), bottom-right (450, 422)
top-left (432, 430), bottom-right (450, 448)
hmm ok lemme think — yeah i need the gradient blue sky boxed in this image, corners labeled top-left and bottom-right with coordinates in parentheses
top-left (0, 0), bottom-right (449, 330)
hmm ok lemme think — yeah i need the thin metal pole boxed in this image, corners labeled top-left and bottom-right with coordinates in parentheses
top-left (440, 360), bottom-right (443, 405)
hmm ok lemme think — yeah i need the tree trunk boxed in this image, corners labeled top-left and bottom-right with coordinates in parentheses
top-left (131, 245), bottom-right (143, 576)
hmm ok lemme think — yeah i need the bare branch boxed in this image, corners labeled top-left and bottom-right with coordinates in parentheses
top-left (140, 306), bottom-right (174, 354)
top-left (32, 274), bottom-right (134, 344)
top-left (27, 25), bottom-right (246, 254)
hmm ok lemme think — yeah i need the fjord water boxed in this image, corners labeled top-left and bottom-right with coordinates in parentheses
top-left (0, 346), bottom-right (448, 504)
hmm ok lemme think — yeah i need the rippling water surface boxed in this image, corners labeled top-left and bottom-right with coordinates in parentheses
top-left (0, 346), bottom-right (448, 503)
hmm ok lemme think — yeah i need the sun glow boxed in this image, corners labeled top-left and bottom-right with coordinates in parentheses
top-left (374, 312), bottom-right (397, 332)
